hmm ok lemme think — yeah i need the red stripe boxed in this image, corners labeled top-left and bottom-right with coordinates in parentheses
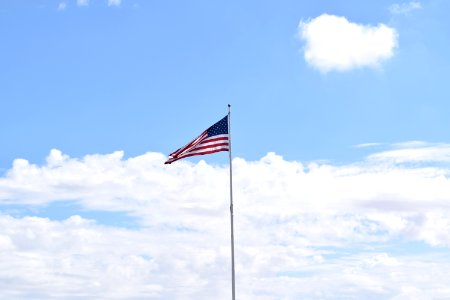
top-left (200, 136), bottom-right (229, 143)
top-left (164, 148), bottom-right (228, 164)
top-left (170, 131), bottom-right (207, 157)
top-left (165, 145), bottom-right (229, 163)
top-left (170, 135), bottom-right (228, 158)
top-left (191, 142), bottom-right (229, 152)
top-left (205, 136), bottom-right (228, 142)
top-left (174, 143), bottom-right (229, 156)
top-left (176, 131), bottom-right (207, 154)
top-left (166, 131), bottom-right (229, 164)
top-left (175, 145), bottom-right (229, 159)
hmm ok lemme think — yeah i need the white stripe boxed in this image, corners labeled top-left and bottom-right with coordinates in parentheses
top-left (198, 134), bottom-right (229, 147)
top-left (199, 140), bottom-right (229, 148)
top-left (177, 145), bottom-right (229, 157)
top-left (172, 132), bottom-right (208, 155)
top-left (174, 132), bottom-right (208, 155)
top-left (202, 134), bottom-right (229, 142)
top-left (173, 134), bottom-right (229, 159)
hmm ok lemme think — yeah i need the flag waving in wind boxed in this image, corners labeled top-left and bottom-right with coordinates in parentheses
top-left (165, 116), bottom-right (229, 164)
top-left (165, 109), bottom-right (236, 300)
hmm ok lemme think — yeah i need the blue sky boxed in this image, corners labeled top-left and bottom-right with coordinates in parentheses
top-left (1, 1), bottom-right (450, 299)
top-left (2, 0), bottom-right (449, 168)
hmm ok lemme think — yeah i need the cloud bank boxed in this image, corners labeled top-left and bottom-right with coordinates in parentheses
top-left (298, 14), bottom-right (398, 73)
top-left (1, 143), bottom-right (450, 299)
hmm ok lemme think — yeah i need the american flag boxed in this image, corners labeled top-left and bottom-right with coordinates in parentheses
top-left (165, 116), bottom-right (229, 164)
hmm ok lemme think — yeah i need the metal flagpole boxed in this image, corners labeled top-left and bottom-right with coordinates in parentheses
top-left (228, 104), bottom-right (236, 300)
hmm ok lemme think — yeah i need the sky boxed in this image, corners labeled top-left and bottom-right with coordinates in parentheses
top-left (1, 0), bottom-right (450, 299)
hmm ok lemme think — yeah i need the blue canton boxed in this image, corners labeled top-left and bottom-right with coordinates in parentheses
top-left (207, 116), bottom-right (228, 136)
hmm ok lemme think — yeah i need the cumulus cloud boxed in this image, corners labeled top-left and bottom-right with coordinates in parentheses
top-left (298, 14), bottom-right (398, 72)
top-left (1, 214), bottom-right (449, 299)
top-left (389, 1), bottom-right (422, 15)
top-left (1, 143), bottom-right (450, 298)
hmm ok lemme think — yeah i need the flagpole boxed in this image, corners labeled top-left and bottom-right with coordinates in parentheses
top-left (228, 104), bottom-right (236, 300)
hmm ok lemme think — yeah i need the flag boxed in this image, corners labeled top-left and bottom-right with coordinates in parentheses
top-left (165, 115), bottom-right (229, 164)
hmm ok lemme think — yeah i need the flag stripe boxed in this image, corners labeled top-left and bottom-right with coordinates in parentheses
top-left (174, 143), bottom-right (229, 156)
top-left (200, 136), bottom-right (228, 144)
top-left (165, 116), bottom-right (229, 164)
top-left (176, 145), bottom-right (229, 157)
top-left (165, 148), bottom-right (229, 164)
top-left (201, 134), bottom-right (229, 141)
top-left (170, 131), bottom-right (208, 157)
top-left (198, 138), bottom-right (229, 147)
top-left (189, 142), bottom-right (229, 152)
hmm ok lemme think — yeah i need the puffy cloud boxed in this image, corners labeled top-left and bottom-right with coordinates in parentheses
top-left (2, 146), bottom-right (450, 243)
top-left (298, 14), bottom-right (398, 73)
top-left (0, 215), bottom-right (181, 299)
top-left (389, 1), bottom-right (422, 15)
top-left (1, 143), bottom-right (450, 298)
top-left (0, 215), bottom-right (449, 299)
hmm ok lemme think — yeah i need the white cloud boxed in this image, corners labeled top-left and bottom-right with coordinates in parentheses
top-left (389, 1), bottom-right (422, 15)
top-left (1, 144), bottom-right (450, 298)
top-left (0, 214), bottom-right (449, 299)
top-left (354, 142), bottom-right (383, 148)
top-left (57, 2), bottom-right (67, 11)
top-left (77, 0), bottom-right (89, 6)
top-left (108, 0), bottom-right (121, 6)
top-left (298, 14), bottom-right (398, 73)
top-left (368, 142), bottom-right (450, 163)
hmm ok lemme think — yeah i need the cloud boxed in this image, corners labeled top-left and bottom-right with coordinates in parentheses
top-left (354, 142), bottom-right (383, 148)
top-left (0, 214), bottom-right (449, 299)
top-left (77, 0), bottom-right (89, 6)
top-left (67, 0), bottom-right (121, 9)
top-left (108, 0), bottom-right (121, 6)
top-left (368, 142), bottom-right (450, 164)
top-left (1, 144), bottom-right (450, 298)
top-left (389, 1), bottom-right (422, 15)
top-left (0, 215), bottom-right (166, 298)
top-left (298, 14), bottom-right (398, 73)
top-left (57, 2), bottom-right (67, 11)
top-left (1, 146), bottom-right (450, 242)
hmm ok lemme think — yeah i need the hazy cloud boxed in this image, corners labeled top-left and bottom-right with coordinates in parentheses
top-left (57, 2), bottom-right (67, 10)
top-left (298, 14), bottom-right (398, 73)
top-left (108, 0), bottom-right (121, 6)
top-left (354, 142), bottom-right (383, 148)
top-left (77, 0), bottom-right (89, 6)
top-left (368, 142), bottom-right (450, 163)
top-left (389, 1), bottom-right (422, 15)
